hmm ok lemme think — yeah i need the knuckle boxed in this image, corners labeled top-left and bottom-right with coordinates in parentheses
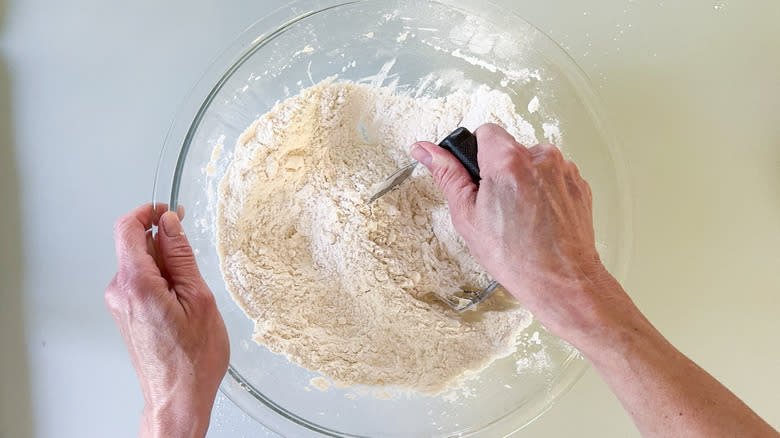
top-left (431, 163), bottom-right (457, 191)
top-left (493, 150), bottom-right (525, 174)
top-left (185, 285), bottom-right (216, 310)
top-left (164, 246), bottom-right (198, 275)
top-left (113, 214), bottom-right (137, 242)
top-left (565, 159), bottom-right (580, 175)
top-left (582, 179), bottom-right (593, 198)
top-left (167, 242), bottom-right (195, 260)
top-left (176, 276), bottom-right (202, 294)
top-left (530, 143), bottom-right (565, 169)
top-left (540, 143), bottom-right (563, 159)
top-left (197, 290), bottom-right (217, 309)
top-left (478, 122), bottom-right (504, 134)
top-left (476, 122), bottom-right (503, 136)
top-left (432, 165), bottom-right (476, 206)
top-left (104, 276), bottom-right (126, 314)
top-left (475, 123), bottom-right (511, 145)
top-left (483, 154), bottom-right (529, 188)
top-left (112, 216), bottom-right (127, 239)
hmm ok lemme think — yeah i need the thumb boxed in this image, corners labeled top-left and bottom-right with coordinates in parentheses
top-left (411, 141), bottom-right (477, 222)
top-left (158, 211), bottom-right (204, 293)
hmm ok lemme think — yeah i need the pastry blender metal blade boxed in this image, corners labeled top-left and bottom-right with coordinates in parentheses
top-left (434, 280), bottom-right (500, 312)
top-left (367, 160), bottom-right (418, 204)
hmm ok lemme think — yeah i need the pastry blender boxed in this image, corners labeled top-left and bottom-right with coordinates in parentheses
top-left (367, 127), bottom-right (500, 312)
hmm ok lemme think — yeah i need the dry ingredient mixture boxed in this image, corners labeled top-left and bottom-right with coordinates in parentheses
top-left (217, 79), bottom-right (540, 393)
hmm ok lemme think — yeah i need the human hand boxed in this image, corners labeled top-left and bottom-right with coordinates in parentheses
top-left (105, 204), bottom-right (229, 438)
top-left (411, 124), bottom-right (618, 338)
top-left (413, 124), bottom-right (780, 438)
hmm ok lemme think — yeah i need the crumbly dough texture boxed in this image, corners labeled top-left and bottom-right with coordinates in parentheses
top-left (217, 79), bottom-right (537, 393)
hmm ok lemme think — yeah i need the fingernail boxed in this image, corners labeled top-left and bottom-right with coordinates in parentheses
top-left (411, 144), bottom-right (432, 167)
top-left (161, 211), bottom-right (184, 238)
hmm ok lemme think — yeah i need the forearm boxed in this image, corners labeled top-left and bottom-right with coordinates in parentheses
top-left (555, 277), bottom-right (777, 438)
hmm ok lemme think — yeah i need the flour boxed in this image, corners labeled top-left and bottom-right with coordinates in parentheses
top-left (527, 96), bottom-right (540, 114)
top-left (542, 121), bottom-right (563, 145)
top-left (309, 377), bottom-right (330, 391)
top-left (217, 79), bottom-right (539, 394)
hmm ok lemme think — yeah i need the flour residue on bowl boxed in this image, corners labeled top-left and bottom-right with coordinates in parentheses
top-left (216, 78), bottom-right (544, 394)
top-left (202, 134), bottom-right (225, 177)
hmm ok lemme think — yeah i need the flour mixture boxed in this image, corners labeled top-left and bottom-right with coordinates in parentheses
top-left (217, 79), bottom-right (539, 393)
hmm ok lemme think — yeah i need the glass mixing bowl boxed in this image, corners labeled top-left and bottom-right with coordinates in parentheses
top-left (153, 0), bottom-right (632, 436)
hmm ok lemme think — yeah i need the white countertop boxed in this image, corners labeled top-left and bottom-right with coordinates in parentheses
top-left (1, 0), bottom-right (777, 437)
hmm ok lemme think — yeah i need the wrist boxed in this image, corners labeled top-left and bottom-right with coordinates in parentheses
top-left (140, 397), bottom-right (212, 438)
top-left (509, 265), bottom-right (641, 348)
top-left (545, 271), bottom-right (656, 359)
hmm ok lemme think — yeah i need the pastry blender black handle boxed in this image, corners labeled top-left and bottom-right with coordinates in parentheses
top-left (438, 127), bottom-right (480, 184)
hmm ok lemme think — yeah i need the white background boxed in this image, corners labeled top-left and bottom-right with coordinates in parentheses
top-left (1, 0), bottom-right (778, 437)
